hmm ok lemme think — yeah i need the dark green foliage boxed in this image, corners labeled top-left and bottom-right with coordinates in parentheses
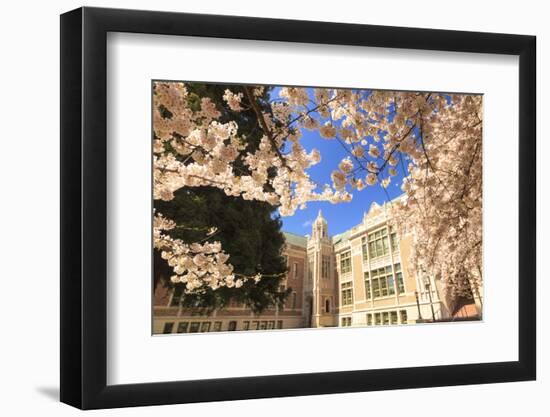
top-left (154, 82), bottom-right (289, 313)
top-left (155, 187), bottom-right (289, 313)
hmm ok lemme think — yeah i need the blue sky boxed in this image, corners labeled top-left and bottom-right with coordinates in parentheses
top-left (271, 87), bottom-right (407, 237)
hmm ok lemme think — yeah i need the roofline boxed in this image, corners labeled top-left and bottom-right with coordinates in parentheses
top-left (282, 231), bottom-right (307, 238)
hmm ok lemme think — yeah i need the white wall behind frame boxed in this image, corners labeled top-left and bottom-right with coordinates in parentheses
top-left (107, 32), bottom-right (518, 385)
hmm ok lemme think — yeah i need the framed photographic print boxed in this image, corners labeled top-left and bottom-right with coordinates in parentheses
top-left (60, 6), bottom-right (536, 410)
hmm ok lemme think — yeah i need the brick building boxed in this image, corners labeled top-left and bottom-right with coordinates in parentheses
top-left (153, 198), bottom-right (482, 334)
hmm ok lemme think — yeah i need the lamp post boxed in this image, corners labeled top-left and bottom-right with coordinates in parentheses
top-left (414, 290), bottom-right (422, 321)
top-left (424, 278), bottom-right (436, 322)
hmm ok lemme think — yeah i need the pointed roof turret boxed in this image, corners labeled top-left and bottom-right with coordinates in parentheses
top-left (315, 209), bottom-right (327, 224)
top-left (312, 209), bottom-right (329, 240)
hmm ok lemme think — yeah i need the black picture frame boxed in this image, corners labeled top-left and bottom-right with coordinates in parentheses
top-left (60, 6), bottom-right (536, 410)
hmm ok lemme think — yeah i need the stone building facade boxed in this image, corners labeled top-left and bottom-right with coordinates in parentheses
top-left (153, 199), bottom-right (482, 334)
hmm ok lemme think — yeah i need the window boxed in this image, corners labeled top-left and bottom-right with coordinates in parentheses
top-left (371, 310), bottom-right (404, 326)
top-left (368, 228), bottom-right (390, 258)
top-left (370, 265), bottom-right (396, 297)
top-left (321, 255), bottom-right (331, 278)
top-left (252, 321), bottom-right (260, 330)
top-left (259, 321), bottom-right (267, 330)
top-left (325, 298), bottom-right (331, 313)
top-left (291, 292), bottom-right (297, 309)
top-left (395, 263), bottom-right (405, 293)
top-left (308, 259), bottom-right (314, 282)
top-left (277, 320), bottom-right (283, 329)
top-left (390, 226), bottom-right (399, 252)
top-left (340, 251), bottom-right (352, 274)
top-left (390, 311), bottom-right (398, 325)
top-left (162, 322), bottom-right (174, 334)
top-left (387, 274), bottom-right (395, 295)
top-left (372, 278), bottom-right (380, 298)
top-left (169, 285), bottom-right (184, 307)
top-left (189, 322), bottom-right (200, 333)
top-left (213, 321), bottom-right (222, 332)
top-left (267, 321), bottom-right (275, 329)
top-left (380, 274), bottom-right (388, 296)
top-left (341, 317), bottom-right (352, 327)
top-left (366, 265), bottom-right (402, 298)
top-left (241, 321), bottom-right (250, 330)
top-left (227, 321), bottom-right (237, 331)
top-left (400, 310), bottom-right (408, 324)
top-left (341, 281), bottom-right (353, 306)
top-left (364, 272), bottom-right (372, 299)
top-left (371, 311), bottom-right (400, 326)
top-left (176, 322), bottom-right (189, 333)
top-left (293, 262), bottom-right (298, 278)
top-left (361, 236), bottom-right (368, 261)
top-left (200, 322), bottom-right (211, 332)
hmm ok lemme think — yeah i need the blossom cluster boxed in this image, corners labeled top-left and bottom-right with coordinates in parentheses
top-left (153, 81), bottom-right (483, 298)
top-left (277, 87), bottom-right (482, 298)
top-left (391, 95), bottom-right (483, 299)
top-left (153, 82), bottom-right (348, 216)
top-left (154, 212), bottom-right (255, 292)
top-left (153, 82), bottom-right (348, 292)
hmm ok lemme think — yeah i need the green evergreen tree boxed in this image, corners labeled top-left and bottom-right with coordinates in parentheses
top-left (154, 82), bottom-right (289, 313)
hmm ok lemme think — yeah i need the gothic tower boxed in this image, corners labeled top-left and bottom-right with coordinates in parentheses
top-left (305, 210), bottom-right (338, 327)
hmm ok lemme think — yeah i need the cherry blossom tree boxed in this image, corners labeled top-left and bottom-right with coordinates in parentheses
top-left (391, 95), bottom-right (483, 301)
top-left (153, 81), bottom-right (482, 299)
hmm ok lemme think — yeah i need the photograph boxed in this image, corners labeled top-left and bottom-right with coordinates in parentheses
top-left (0, 0), bottom-right (542, 414)
top-left (152, 81), bottom-right (484, 334)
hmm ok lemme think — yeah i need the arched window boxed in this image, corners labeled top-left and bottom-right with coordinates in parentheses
top-left (325, 298), bottom-right (331, 313)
